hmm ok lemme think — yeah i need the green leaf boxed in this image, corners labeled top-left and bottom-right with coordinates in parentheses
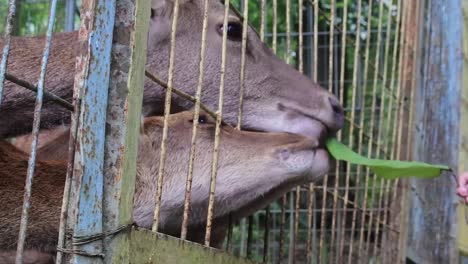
top-left (325, 138), bottom-right (450, 180)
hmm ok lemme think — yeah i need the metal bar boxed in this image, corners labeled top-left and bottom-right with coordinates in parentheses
top-left (319, 1), bottom-right (335, 262)
top-left (272, 0), bottom-right (277, 53)
top-left (263, 206), bottom-right (270, 263)
top-left (15, 0), bottom-right (59, 262)
top-left (64, 0), bottom-right (76, 32)
top-left (4, 73), bottom-right (74, 111)
top-left (204, 0), bottom-right (231, 246)
top-left (356, 0), bottom-right (375, 259)
top-left (180, 0), bottom-right (211, 241)
top-left (343, 0), bottom-right (363, 262)
top-left (237, 0), bottom-right (249, 128)
top-left (362, 0), bottom-right (385, 259)
top-left (307, 2), bottom-right (319, 259)
top-left (246, 215), bottom-right (254, 258)
top-left (278, 195), bottom-right (286, 263)
top-left (332, 1), bottom-right (349, 261)
top-left (374, 0), bottom-right (407, 260)
top-left (292, 0), bottom-right (304, 261)
top-left (306, 184), bottom-right (315, 263)
top-left (260, 0), bottom-right (265, 41)
top-left (0, 0), bottom-right (17, 106)
top-left (152, 0), bottom-right (181, 232)
top-left (293, 187), bottom-right (301, 264)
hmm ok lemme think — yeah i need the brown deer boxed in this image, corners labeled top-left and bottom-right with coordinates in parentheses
top-left (0, 0), bottom-right (343, 141)
top-left (0, 111), bottom-right (329, 263)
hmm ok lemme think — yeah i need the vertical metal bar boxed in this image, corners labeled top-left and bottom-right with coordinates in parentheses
top-left (306, 1), bottom-right (319, 261)
top-left (0, 0), bottom-right (17, 106)
top-left (260, 0), bottom-right (265, 41)
top-left (370, 0), bottom-right (397, 258)
top-left (306, 184), bottom-right (315, 263)
top-left (237, 0), bottom-right (249, 128)
top-left (64, 0), bottom-right (76, 32)
top-left (293, 0), bottom-right (304, 261)
top-left (334, 1), bottom-right (349, 261)
top-left (204, 0), bottom-right (231, 246)
top-left (180, 0), bottom-right (211, 241)
top-left (272, 0), bottom-right (277, 53)
top-left (356, 0), bottom-right (375, 260)
top-left (263, 206), bottom-right (270, 263)
top-left (15, 0), bottom-right (59, 262)
top-left (246, 215), bottom-right (254, 258)
top-left (279, 195), bottom-right (287, 263)
top-left (363, 0), bottom-right (385, 259)
top-left (286, 0), bottom-right (291, 64)
top-left (293, 187), bottom-right (301, 264)
top-left (152, 0), bottom-right (181, 232)
top-left (345, 1), bottom-right (363, 262)
top-left (260, 0), bottom-right (267, 257)
top-left (319, 1), bottom-right (335, 262)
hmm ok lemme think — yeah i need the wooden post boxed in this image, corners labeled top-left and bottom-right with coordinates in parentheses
top-left (101, 0), bottom-right (150, 262)
top-left (406, 0), bottom-right (463, 263)
top-left (63, 0), bottom-right (150, 262)
top-left (458, 0), bottom-right (468, 259)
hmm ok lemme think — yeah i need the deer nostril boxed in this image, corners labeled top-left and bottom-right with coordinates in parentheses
top-left (329, 96), bottom-right (344, 116)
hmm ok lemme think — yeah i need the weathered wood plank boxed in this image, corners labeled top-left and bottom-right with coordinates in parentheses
top-left (64, 0), bottom-right (117, 263)
top-left (101, 0), bottom-right (151, 262)
top-left (458, 0), bottom-right (468, 258)
top-left (126, 228), bottom-right (257, 264)
top-left (407, 0), bottom-right (463, 263)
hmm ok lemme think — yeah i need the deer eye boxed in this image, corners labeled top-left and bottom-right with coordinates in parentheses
top-left (198, 115), bottom-right (207, 124)
top-left (189, 115), bottom-right (208, 124)
top-left (217, 22), bottom-right (243, 41)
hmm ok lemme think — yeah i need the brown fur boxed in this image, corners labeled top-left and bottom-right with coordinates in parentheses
top-left (0, 0), bottom-right (343, 140)
top-left (1, 111), bottom-right (329, 259)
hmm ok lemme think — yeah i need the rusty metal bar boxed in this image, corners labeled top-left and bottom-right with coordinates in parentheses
top-left (0, 0), bottom-right (17, 106)
top-left (246, 215), bottom-right (254, 258)
top-left (237, 0), bottom-right (249, 128)
top-left (278, 195), bottom-right (287, 263)
top-left (371, 1), bottom-right (403, 259)
top-left (15, 0), bottom-right (59, 262)
top-left (64, 0), bottom-right (76, 31)
top-left (319, 1), bottom-right (334, 263)
top-left (331, 1), bottom-right (349, 261)
top-left (4, 73), bottom-right (74, 111)
top-left (272, 0), bottom-right (277, 53)
top-left (293, 187), bottom-right (301, 264)
top-left (204, 0), bottom-right (231, 246)
top-left (180, 0), bottom-right (211, 241)
top-left (362, 0), bottom-right (385, 259)
top-left (356, 0), bottom-right (375, 259)
top-left (152, 0), bottom-right (181, 232)
top-left (344, 1), bottom-right (363, 262)
top-left (306, 184), bottom-right (315, 263)
top-left (263, 206), bottom-right (270, 263)
top-left (292, 0), bottom-right (304, 261)
top-left (260, 0), bottom-right (265, 41)
top-left (305, 1), bottom-right (319, 260)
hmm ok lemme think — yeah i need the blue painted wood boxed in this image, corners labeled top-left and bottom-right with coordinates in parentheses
top-left (65, 0), bottom-right (116, 263)
top-left (407, 0), bottom-right (462, 263)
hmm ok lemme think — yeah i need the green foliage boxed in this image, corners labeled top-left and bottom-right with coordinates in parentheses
top-left (0, 0), bottom-right (79, 36)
